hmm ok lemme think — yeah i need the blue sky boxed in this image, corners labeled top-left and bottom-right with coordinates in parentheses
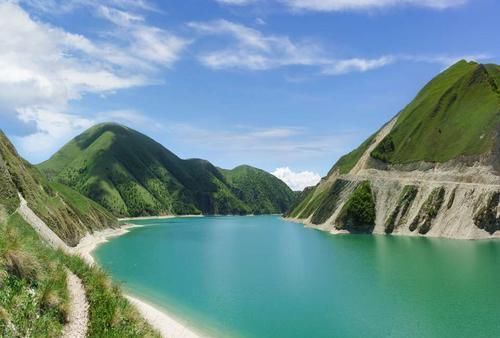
top-left (0, 0), bottom-right (499, 189)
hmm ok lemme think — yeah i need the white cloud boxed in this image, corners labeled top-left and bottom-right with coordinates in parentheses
top-left (272, 167), bottom-right (321, 191)
top-left (280, 0), bottom-right (467, 12)
top-left (0, 1), bottom-right (187, 159)
top-left (321, 56), bottom-right (395, 75)
top-left (189, 20), bottom-right (393, 73)
top-left (215, 0), bottom-right (256, 5)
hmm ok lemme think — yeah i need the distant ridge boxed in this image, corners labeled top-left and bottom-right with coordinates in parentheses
top-left (39, 123), bottom-right (295, 217)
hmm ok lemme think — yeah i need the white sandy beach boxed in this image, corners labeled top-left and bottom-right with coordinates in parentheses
top-left (74, 222), bottom-right (203, 338)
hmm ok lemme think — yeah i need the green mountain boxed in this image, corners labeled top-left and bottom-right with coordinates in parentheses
top-left (221, 165), bottom-right (295, 214)
top-left (0, 131), bottom-right (117, 246)
top-left (331, 60), bottom-right (500, 175)
top-left (39, 123), bottom-right (295, 217)
top-left (288, 61), bottom-right (500, 239)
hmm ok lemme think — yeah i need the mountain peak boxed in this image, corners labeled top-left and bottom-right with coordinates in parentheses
top-left (39, 124), bottom-right (296, 217)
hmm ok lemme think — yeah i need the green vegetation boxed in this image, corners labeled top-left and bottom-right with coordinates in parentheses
top-left (311, 179), bottom-right (350, 225)
top-left (371, 61), bottom-right (500, 164)
top-left (0, 131), bottom-right (117, 246)
top-left (63, 255), bottom-right (159, 337)
top-left (335, 181), bottom-right (376, 233)
top-left (473, 192), bottom-right (500, 234)
top-left (39, 123), bottom-right (295, 217)
top-left (385, 185), bottom-right (418, 234)
top-left (222, 165), bottom-right (295, 214)
top-left (409, 187), bottom-right (446, 234)
top-left (0, 214), bottom-right (68, 337)
top-left (0, 214), bottom-right (158, 337)
top-left (1, 131), bottom-right (158, 337)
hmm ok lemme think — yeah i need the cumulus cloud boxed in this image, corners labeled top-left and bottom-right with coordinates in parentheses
top-left (272, 167), bottom-right (321, 191)
top-left (0, 1), bottom-right (187, 160)
top-left (279, 0), bottom-right (467, 12)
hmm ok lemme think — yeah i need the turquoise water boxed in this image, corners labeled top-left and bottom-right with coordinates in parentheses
top-left (95, 216), bottom-right (500, 338)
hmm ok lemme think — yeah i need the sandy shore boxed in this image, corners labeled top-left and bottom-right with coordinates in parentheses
top-left (126, 295), bottom-right (202, 338)
top-left (74, 223), bottom-right (203, 338)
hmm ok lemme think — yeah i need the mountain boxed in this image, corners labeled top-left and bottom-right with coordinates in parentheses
top-left (287, 60), bottom-right (500, 239)
top-left (39, 123), bottom-right (295, 217)
top-left (221, 165), bottom-right (295, 214)
top-left (0, 131), bottom-right (117, 246)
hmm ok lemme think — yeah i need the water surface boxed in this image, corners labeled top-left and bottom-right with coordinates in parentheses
top-left (95, 215), bottom-right (500, 337)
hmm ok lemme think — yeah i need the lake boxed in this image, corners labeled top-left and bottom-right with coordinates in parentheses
top-left (95, 215), bottom-right (500, 338)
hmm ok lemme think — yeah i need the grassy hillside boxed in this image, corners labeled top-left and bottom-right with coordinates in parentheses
top-left (39, 123), bottom-right (295, 217)
top-left (0, 213), bottom-right (158, 337)
top-left (371, 60), bottom-right (500, 164)
top-left (221, 165), bottom-right (296, 214)
top-left (0, 131), bottom-right (117, 246)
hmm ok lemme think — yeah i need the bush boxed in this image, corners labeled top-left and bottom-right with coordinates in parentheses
top-left (336, 181), bottom-right (376, 233)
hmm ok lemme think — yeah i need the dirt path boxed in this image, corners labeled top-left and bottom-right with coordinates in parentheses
top-left (16, 193), bottom-right (71, 253)
top-left (62, 270), bottom-right (89, 338)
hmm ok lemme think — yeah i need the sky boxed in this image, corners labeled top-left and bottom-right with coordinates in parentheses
top-left (0, 0), bottom-right (499, 190)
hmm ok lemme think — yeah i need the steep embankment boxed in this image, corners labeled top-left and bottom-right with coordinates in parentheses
top-left (288, 60), bottom-right (500, 239)
top-left (39, 123), bottom-right (295, 217)
top-left (0, 131), bottom-right (117, 246)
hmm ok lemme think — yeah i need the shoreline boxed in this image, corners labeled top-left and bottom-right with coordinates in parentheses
top-left (118, 214), bottom-right (203, 221)
top-left (74, 222), bottom-right (204, 338)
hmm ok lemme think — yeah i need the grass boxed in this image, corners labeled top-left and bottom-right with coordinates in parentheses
top-left (39, 123), bottom-right (295, 217)
top-left (335, 181), bottom-right (376, 233)
top-left (371, 60), bottom-right (500, 164)
top-left (62, 255), bottom-right (159, 338)
top-left (0, 214), bottom-right (69, 337)
top-left (0, 214), bottom-right (159, 337)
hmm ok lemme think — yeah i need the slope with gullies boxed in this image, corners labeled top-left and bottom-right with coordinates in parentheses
top-left (287, 60), bottom-right (500, 239)
top-left (39, 123), bottom-right (296, 217)
top-left (0, 131), bottom-right (159, 337)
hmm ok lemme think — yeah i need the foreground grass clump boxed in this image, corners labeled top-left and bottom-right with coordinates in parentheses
top-left (0, 214), bottom-right (68, 337)
top-left (336, 181), bottom-right (376, 233)
top-left (0, 213), bottom-right (158, 337)
top-left (63, 255), bottom-right (160, 338)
